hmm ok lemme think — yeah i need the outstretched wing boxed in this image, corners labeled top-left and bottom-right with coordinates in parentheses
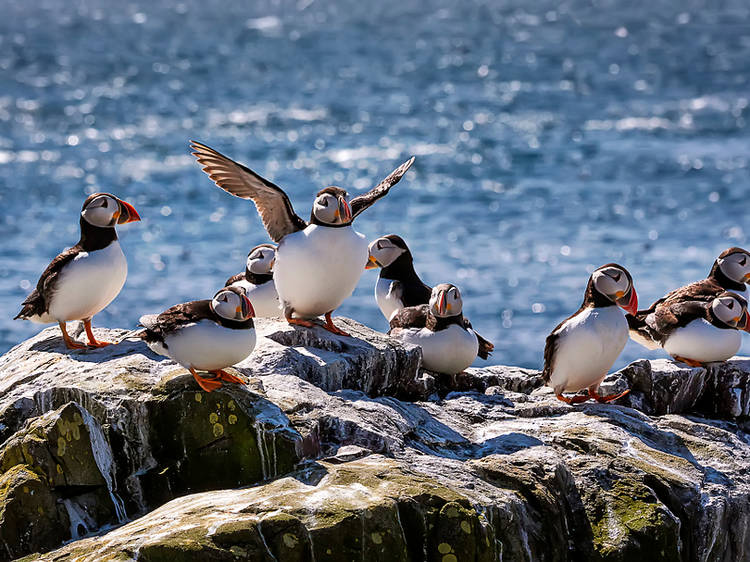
top-left (349, 156), bottom-right (415, 219)
top-left (191, 141), bottom-right (307, 242)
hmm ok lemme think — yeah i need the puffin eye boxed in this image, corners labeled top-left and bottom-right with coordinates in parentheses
top-left (102, 199), bottom-right (108, 208)
top-left (728, 300), bottom-right (735, 309)
top-left (611, 271), bottom-right (621, 282)
top-left (740, 256), bottom-right (747, 266)
top-left (319, 197), bottom-right (329, 207)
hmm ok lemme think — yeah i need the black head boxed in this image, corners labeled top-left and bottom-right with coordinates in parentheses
top-left (311, 186), bottom-right (352, 226)
top-left (585, 263), bottom-right (638, 314)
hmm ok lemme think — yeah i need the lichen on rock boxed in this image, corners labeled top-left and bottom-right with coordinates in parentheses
top-left (5, 319), bottom-right (750, 561)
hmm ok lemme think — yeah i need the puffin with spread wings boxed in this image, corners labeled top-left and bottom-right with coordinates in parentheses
top-left (191, 141), bottom-right (415, 336)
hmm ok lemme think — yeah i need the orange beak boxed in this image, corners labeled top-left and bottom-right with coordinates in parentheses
top-left (339, 197), bottom-right (352, 222)
top-left (617, 287), bottom-right (638, 315)
top-left (365, 255), bottom-right (380, 270)
top-left (437, 291), bottom-right (447, 316)
top-left (240, 294), bottom-right (254, 319)
top-left (116, 199), bottom-right (141, 224)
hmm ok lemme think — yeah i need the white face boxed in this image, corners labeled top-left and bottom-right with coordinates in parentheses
top-left (211, 289), bottom-right (254, 321)
top-left (712, 295), bottom-right (746, 327)
top-left (718, 252), bottom-right (750, 284)
top-left (592, 266), bottom-right (631, 300)
top-left (429, 285), bottom-right (463, 318)
top-left (247, 246), bottom-right (276, 275)
top-left (81, 194), bottom-right (121, 228)
top-left (312, 193), bottom-right (351, 225)
top-left (368, 237), bottom-right (406, 268)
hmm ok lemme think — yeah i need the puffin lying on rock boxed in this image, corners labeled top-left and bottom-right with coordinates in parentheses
top-left (225, 243), bottom-right (281, 318)
top-left (367, 234), bottom-right (494, 358)
top-left (389, 283), bottom-right (487, 374)
top-left (15, 193), bottom-right (140, 349)
top-left (629, 247), bottom-right (750, 350)
top-left (134, 286), bottom-right (255, 392)
top-left (543, 263), bottom-right (638, 404)
top-left (627, 291), bottom-right (750, 366)
top-left (191, 141), bottom-right (414, 337)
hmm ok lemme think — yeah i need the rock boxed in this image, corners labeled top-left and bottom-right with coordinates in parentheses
top-left (0, 324), bottom-right (303, 558)
top-left (5, 318), bottom-right (750, 561)
top-left (249, 317), bottom-right (426, 399)
top-left (606, 357), bottom-right (750, 418)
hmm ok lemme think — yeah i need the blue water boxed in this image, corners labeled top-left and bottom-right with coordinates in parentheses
top-left (2, 0), bottom-right (750, 370)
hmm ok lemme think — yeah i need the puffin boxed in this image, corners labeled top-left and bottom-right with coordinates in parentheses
top-left (191, 141), bottom-right (414, 337)
top-left (388, 283), bottom-right (486, 374)
top-left (366, 234), bottom-right (494, 358)
top-left (630, 248), bottom-right (750, 337)
top-left (627, 291), bottom-right (750, 366)
top-left (135, 286), bottom-right (255, 392)
top-left (225, 243), bottom-right (281, 318)
top-left (14, 192), bottom-right (140, 349)
top-left (543, 263), bottom-right (638, 404)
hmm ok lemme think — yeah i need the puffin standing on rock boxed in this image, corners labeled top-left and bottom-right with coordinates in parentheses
top-left (627, 291), bottom-right (750, 366)
top-left (543, 263), bottom-right (638, 404)
top-left (134, 286), bottom-right (255, 392)
top-left (15, 193), bottom-right (140, 349)
top-left (389, 283), bottom-right (488, 374)
top-left (225, 243), bottom-right (281, 318)
top-left (191, 141), bottom-right (414, 337)
top-left (367, 234), bottom-right (494, 357)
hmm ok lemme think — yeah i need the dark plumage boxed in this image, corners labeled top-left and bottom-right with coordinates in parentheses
top-left (138, 295), bottom-right (254, 349)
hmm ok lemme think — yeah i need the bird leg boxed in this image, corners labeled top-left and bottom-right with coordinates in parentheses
top-left (83, 319), bottom-right (113, 347)
top-left (285, 309), bottom-right (317, 329)
top-left (189, 367), bottom-right (223, 392)
top-left (555, 393), bottom-right (591, 404)
top-left (59, 322), bottom-right (86, 349)
top-left (671, 355), bottom-right (704, 368)
top-left (209, 369), bottom-right (246, 385)
top-left (588, 384), bottom-right (631, 404)
top-left (323, 312), bottom-right (351, 337)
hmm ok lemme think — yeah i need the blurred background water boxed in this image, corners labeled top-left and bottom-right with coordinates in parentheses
top-left (1, 0), bottom-right (750, 369)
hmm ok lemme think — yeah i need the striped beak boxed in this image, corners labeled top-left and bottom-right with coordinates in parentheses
top-left (365, 255), bottom-right (380, 270)
top-left (116, 199), bottom-right (141, 224)
top-left (616, 287), bottom-right (638, 316)
top-left (437, 291), bottom-right (447, 316)
top-left (338, 197), bottom-right (352, 223)
top-left (742, 311), bottom-right (750, 332)
top-left (240, 294), bottom-right (254, 319)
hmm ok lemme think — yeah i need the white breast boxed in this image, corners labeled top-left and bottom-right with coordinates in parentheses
top-left (230, 279), bottom-right (281, 318)
top-left (273, 225), bottom-right (368, 318)
top-left (548, 306), bottom-right (628, 394)
top-left (663, 319), bottom-right (741, 363)
top-left (45, 241), bottom-right (127, 323)
top-left (394, 324), bottom-right (479, 374)
top-left (159, 320), bottom-right (256, 371)
top-left (375, 277), bottom-right (403, 322)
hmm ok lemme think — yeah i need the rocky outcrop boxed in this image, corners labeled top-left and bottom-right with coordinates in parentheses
top-left (3, 318), bottom-right (750, 561)
top-left (606, 357), bottom-right (750, 417)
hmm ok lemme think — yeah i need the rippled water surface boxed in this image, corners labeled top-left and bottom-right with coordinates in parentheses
top-left (2, 0), bottom-right (750, 369)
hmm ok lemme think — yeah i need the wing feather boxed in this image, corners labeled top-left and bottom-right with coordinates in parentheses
top-left (349, 156), bottom-right (415, 219)
top-left (190, 141), bottom-right (307, 242)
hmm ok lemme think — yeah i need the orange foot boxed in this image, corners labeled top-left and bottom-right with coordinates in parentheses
top-left (589, 386), bottom-right (631, 404)
top-left (556, 393), bottom-right (591, 404)
top-left (286, 317), bottom-right (318, 329)
top-left (189, 367), bottom-right (223, 392)
top-left (84, 319), bottom-right (113, 347)
top-left (672, 356), bottom-right (704, 368)
top-left (323, 312), bottom-right (351, 337)
top-left (59, 322), bottom-right (87, 350)
top-left (210, 369), bottom-right (246, 385)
